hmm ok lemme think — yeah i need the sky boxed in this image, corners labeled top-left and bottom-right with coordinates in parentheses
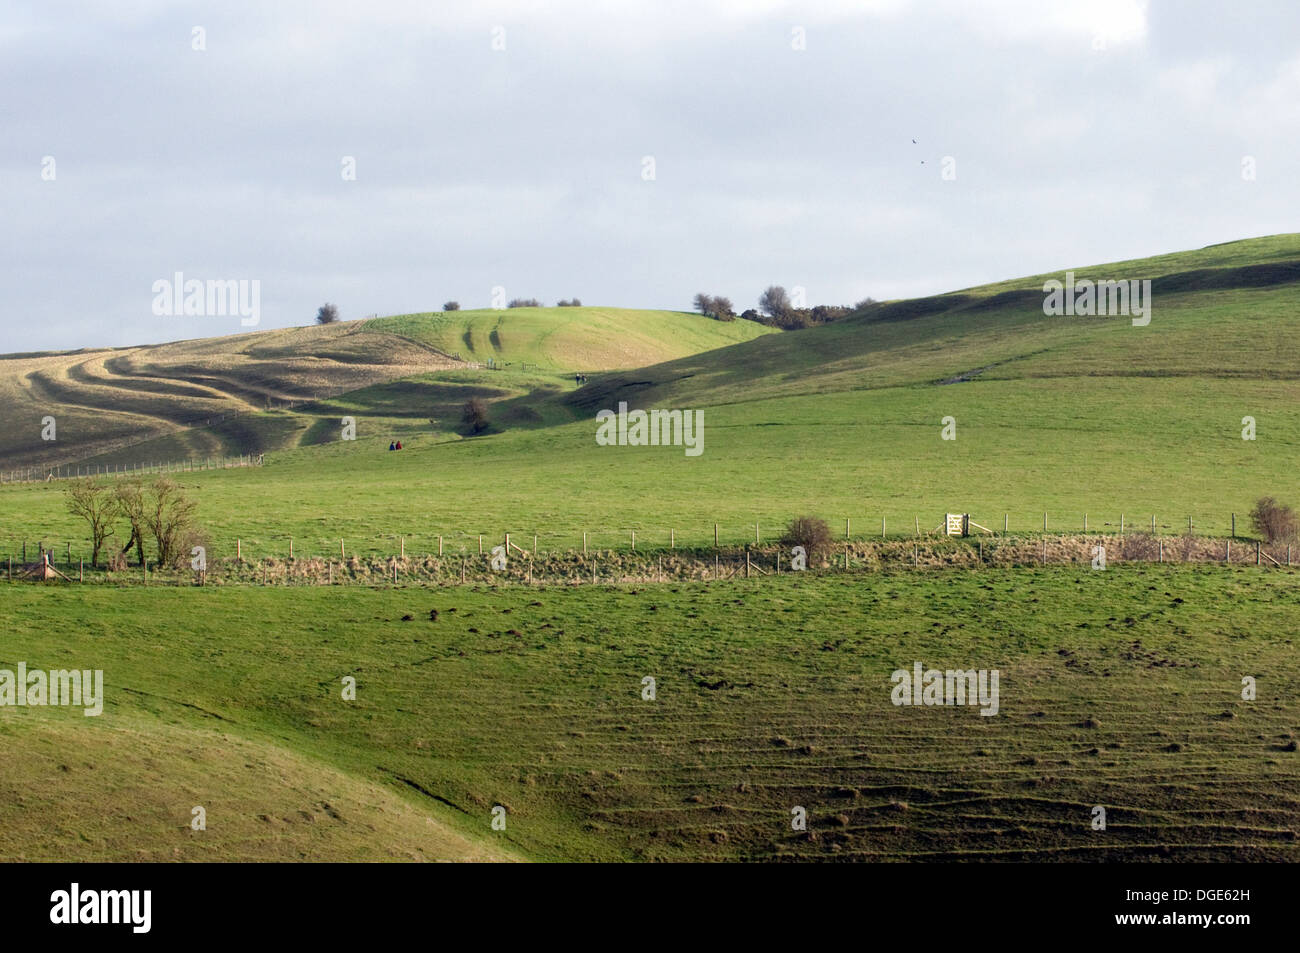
top-left (2, 0), bottom-right (1298, 352)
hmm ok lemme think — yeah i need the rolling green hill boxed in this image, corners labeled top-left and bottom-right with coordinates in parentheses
top-left (0, 307), bottom-right (773, 471)
top-left (3, 235), bottom-right (1300, 864)
top-left (4, 568), bottom-right (1297, 861)
top-left (361, 306), bottom-right (776, 371)
top-left (4, 235), bottom-right (1296, 559)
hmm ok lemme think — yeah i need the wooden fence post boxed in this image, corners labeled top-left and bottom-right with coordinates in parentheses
top-left (1083, 513), bottom-right (1087, 532)
top-left (882, 517), bottom-right (886, 538)
top-left (714, 524), bottom-right (719, 547)
top-left (438, 536), bottom-right (443, 557)
top-left (583, 532), bottom-right (587, 555)
top-left (670, 529), bottom-right (674, 549)
top-left (237, 539), bottom-right (241, 561)
top-left (400, 536), bottom-right (405, 558)
top-left (1003, 514), bottom-right (1008, 535)
top-left (1231, 513), bottom-right (1235, 538)
top-left (631, 530), bottom-right (635, 551)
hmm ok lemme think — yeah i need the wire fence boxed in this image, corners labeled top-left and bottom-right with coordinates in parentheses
top-left (5, 526), bottom-right (1294, 588)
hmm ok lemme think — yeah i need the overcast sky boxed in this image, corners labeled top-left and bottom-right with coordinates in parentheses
top-left (3, 0), bottom-right (1298, 352)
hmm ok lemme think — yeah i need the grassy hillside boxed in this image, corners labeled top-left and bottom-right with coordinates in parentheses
top-left (0, 322), bottom-right (465, 470)
top-left (362, 307), bottom-right (776, 371)
top-left (3, 236), bottom-right (1298, 559)
top-left (4, 567), bottom-right (1297, 861)
top-left (1, 307), bottom-right (772, 472)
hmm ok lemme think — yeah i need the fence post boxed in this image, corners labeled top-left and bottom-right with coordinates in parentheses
top-left (1120, 513), bottom-right (1124, 535)
top-left (1257, 541), bottom-right (1261, 566)
top-left (237, 539), bottom-right (241, 561)
top-left (438, 536), bottom-right (443, 557)
top-left (714, 524), bottom-right (719, 547)
top-left (1084, 513), bottom-right (1087, 532)
top-left (1159, 540), bottom-right (1163, 562)
top-left (670, 529), bottom-right (674, 549)
top-left (1003, 514), bottom-right (1007, 535)
top-left (400, 537), bottom-right (405, 558)
top-left (844, 518), bottom-right (849, 539)
top-left (1188, 516), bottom-right (1193, 535)
top-left (1231, 513), bottom-right (1235, 538)
top-left (631, 531), bottom-right (635, 551)
top-left (583, 532), bottom-right (587, 555)
top-left (882, 517), bottom-right (886, 538)
top-left (478, 535), bottom-right (483, 555)
top-left (1043, 512), bottom-right (1047, 532)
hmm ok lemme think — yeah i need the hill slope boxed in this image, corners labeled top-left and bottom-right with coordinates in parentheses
top-left (1, 307), bottom-right (773, 470)
top-left (2, 236), bottom-right (1298, 557)
top-left (361, 306), bottom-right (775, 370)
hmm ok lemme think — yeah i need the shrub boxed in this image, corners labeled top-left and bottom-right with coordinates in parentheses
top-left (1249, 496), bottom-right (1299, 544)
top-left (557, 298), bottom-right (582, 307)
top-left (443, 301), bottom-right (460, 311)
top-left (780, 516), bottom-right (834, 561)
top-left (507, 298), bottom-right (541, 308)
top-left (462, 397), bottom-right (491, 434)
top-left (315, 303), bottom-right (340, 324)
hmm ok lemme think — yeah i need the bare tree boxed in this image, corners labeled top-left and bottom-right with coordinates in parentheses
top-left (759, 286), bottom-right (792, 319)
top-left (114, 480), bottom-right (147, 566)
top-left (145, 478), bottom-right (200, 568)
top-left (316, 303), bottom-right (340, 324)
top-left (64, 480), bottom-right (119, 567)
top-left (693, 292), bottom-right (715, 316)
top-left (711, 295), bottom-right (734, 319)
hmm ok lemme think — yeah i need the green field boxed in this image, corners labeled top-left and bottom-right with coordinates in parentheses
top-left (3, 567), bottom-right (1296, 861)
top-left (3, 235), bottom-right (1299, 863)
